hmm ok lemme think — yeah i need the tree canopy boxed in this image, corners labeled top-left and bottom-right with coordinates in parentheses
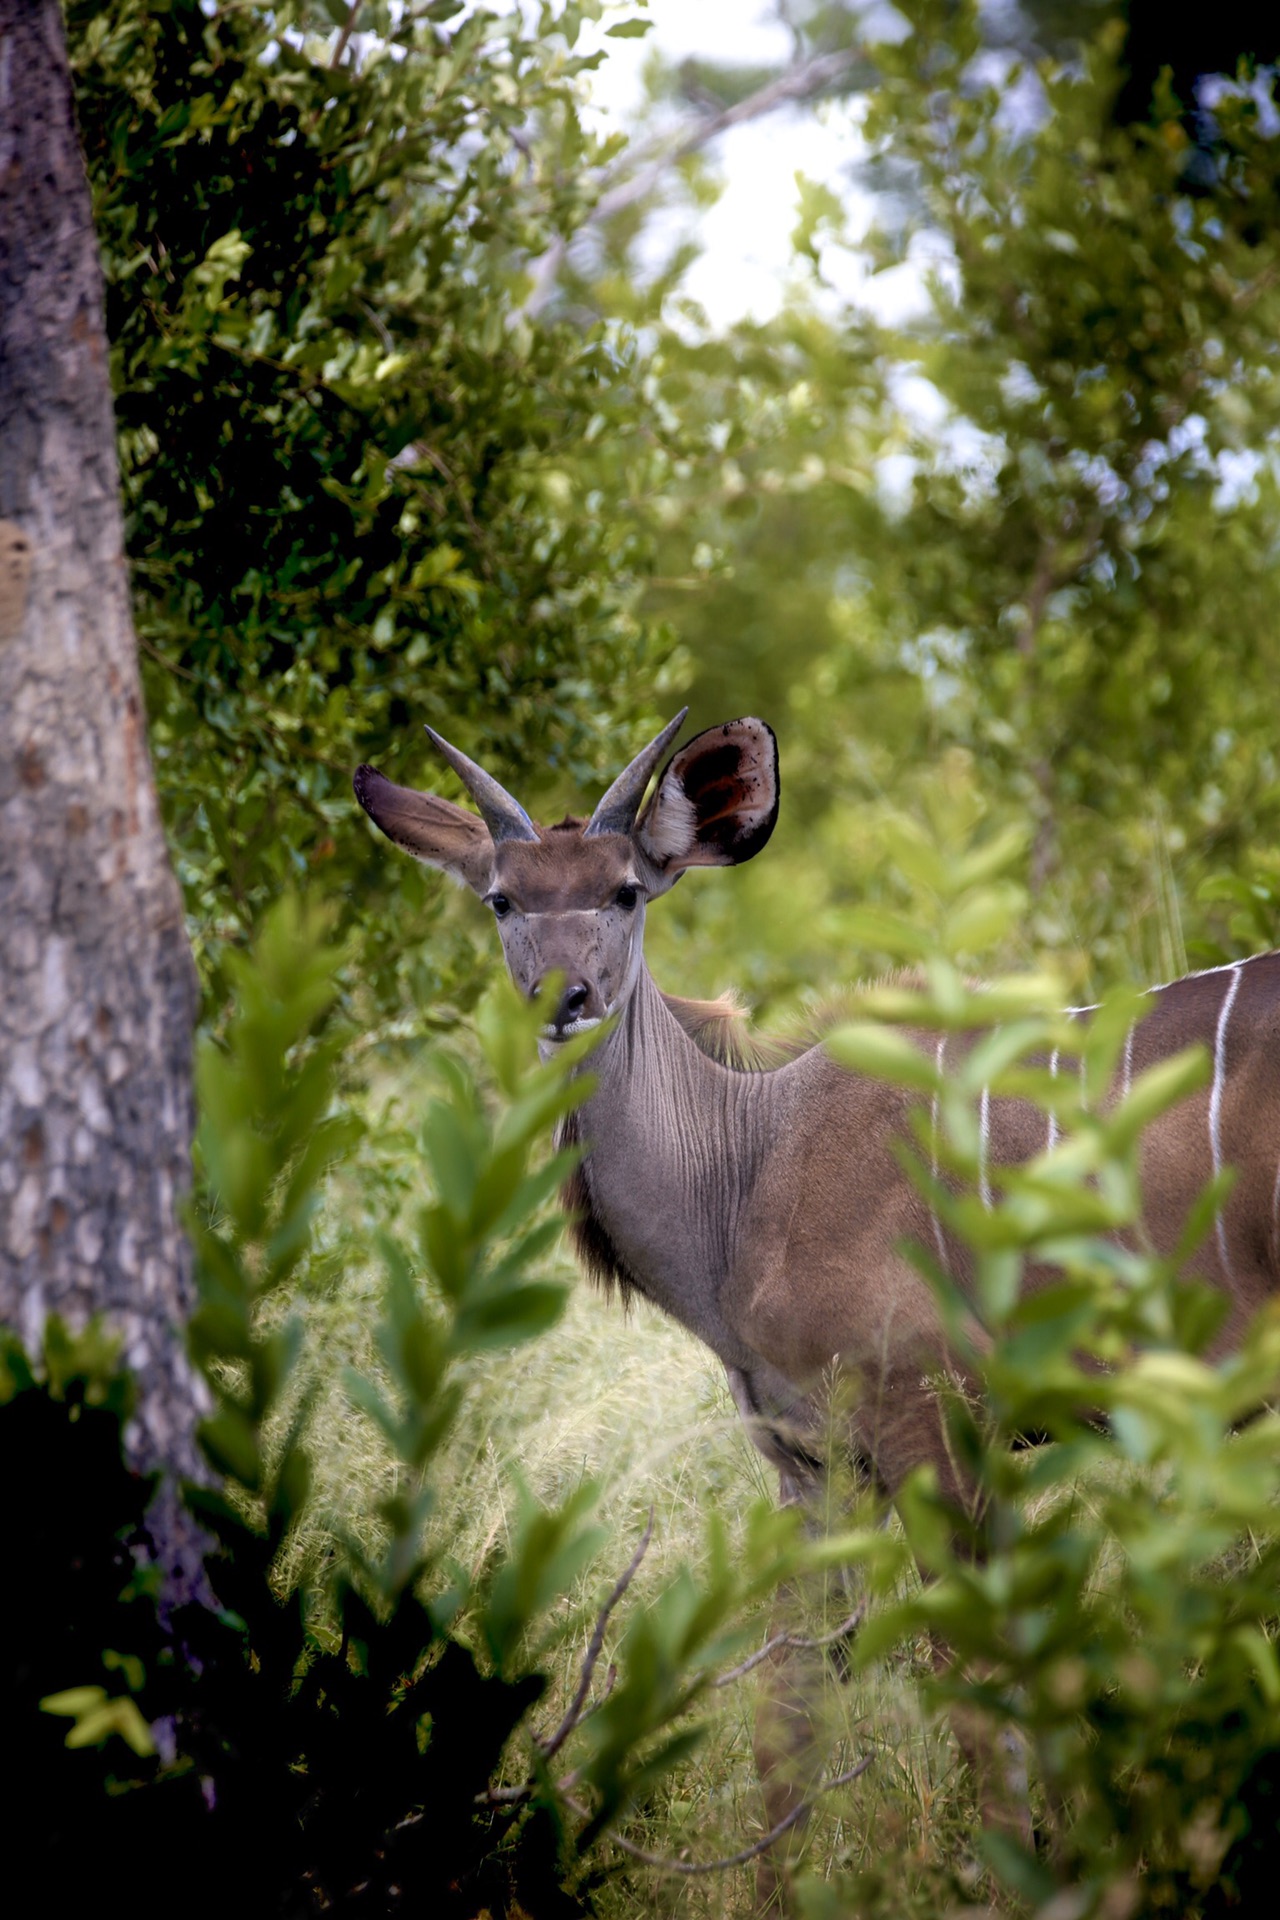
top-left (594, 0), bottom-right (1280, 1002)
top-left (64, 0), bottom-right (1280, 1019)
top-left (69, 0), bottom-right (667, 1021)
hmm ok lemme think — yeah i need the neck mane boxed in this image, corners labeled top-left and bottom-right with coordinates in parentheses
top-left (559, 971), bottom-right (790, 1307)
top-left (659, 989), bottom-right (795, 1071)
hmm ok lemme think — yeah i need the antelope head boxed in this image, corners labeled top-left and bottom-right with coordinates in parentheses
top-left (353, 711), bottom-right (779, 1039)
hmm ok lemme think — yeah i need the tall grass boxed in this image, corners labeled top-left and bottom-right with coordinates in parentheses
top-left (275, 1186), bottom-right (991, 1917)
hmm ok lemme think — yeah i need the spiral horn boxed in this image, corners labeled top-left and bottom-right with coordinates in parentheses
top-left (423, 727), bottom-right (539, 844)
top-left (584, 709), bottom-right (689, 839)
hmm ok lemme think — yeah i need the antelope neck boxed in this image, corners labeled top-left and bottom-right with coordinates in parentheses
top-left (574, 966), bottom-right (777, 1367)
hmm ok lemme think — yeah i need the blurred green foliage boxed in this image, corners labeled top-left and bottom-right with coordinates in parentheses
top-left (800, 811), bottom-right (1280, 1918)
top-left (581, 0), bottom-right (1280, 1006)
top-left (67, 0), bottom-right (1280, 1020)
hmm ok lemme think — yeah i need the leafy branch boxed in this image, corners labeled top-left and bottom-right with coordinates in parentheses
top-left (519, 42), bottom-right (868, 319)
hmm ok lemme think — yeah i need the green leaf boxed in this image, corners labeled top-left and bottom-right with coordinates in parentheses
top-left (41, 1687), bottom-right (156, 1758)
top-left (40, 1686), bottom-right (107, 1717)
top-left (198, 1407), bottom-right (262, 1490)
top-left (1106, 1047), bottom-right (1211, 1152)
top-left (482, 1483), bottom-right (603, 1671)
top-left (451, 1280), bottom-right (568, 1354)
top-left (421, 1098), bottom-right (480, 1221)
top-left (978, 1829), bottom-right (1058, 1905)
top-left (836, 905), bottom-right (935, 961)
top-left (486, 1148), bottom-right (579, 1242)
top-left (942, 882), bottom-right (1025, 957)
top-left (825, 1022), bottom-right (939, 1090)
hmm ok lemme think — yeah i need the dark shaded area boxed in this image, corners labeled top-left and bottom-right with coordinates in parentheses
top-left (1212, 1744), bottom-right (1280, 1916)
top-left (1113, 1), bottom-right (1280, 195)
top-left (1115, 3), bottom-right (1279, 126)
top-left (0, 1350), bottom-right (593, 1918)
top-left (560, 1106), bottom-right (648, 1312)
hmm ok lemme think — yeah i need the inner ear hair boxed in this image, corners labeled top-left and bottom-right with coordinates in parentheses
top-left (638, 718), bottom-right (779, 872)
top-left (640, 778), bottom-right (698, 862)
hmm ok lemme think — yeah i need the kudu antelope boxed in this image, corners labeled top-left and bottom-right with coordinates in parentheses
top-left (354, 710), bottom-right (1280, 1866)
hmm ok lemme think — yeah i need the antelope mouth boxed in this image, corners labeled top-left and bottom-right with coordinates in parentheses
top-left (542, 1015), bottom-right (604, 1042)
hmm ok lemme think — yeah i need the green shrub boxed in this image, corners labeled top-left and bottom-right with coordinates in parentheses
top-left (3, 898), bottom-right (813, 1915)
top-left (803, 808), bottom-right (1280, 1918)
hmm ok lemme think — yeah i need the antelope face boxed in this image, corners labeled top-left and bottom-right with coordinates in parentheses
top-left (354, 708), bottom-right (779, 1040)
top-left (485, 828), bottom-right (647, 1039)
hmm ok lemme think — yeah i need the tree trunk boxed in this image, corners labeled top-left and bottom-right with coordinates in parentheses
top-left (0, 2), bottom-right (204, 1500)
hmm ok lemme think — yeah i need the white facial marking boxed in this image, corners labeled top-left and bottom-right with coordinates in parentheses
top-left (542, 1014), bottom-right (605, 1041)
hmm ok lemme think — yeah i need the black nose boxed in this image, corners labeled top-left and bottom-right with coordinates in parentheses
top-left (554, 982), bottom-right (589, 1030)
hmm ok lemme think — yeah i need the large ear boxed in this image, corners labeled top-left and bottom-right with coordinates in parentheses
top-left (353, 765), bottom-right (494, 894)
top-left (636, 719), bottom-right (779, 880)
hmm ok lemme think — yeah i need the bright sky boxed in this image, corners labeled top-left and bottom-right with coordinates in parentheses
top-left (581, 0), bottom-right (930, 327)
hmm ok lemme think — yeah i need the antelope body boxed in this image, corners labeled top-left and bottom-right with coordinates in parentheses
top-left (354, 710), bottom-right (1280, 1859)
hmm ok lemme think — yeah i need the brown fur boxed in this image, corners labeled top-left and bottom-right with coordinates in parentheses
top-left (353, 766), bottom-right (493, 891)
top-left (489, 824), bottom-right (634, 912)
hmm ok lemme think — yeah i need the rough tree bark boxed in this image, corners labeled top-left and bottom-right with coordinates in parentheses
top-left (0, 2), bottom-right (204, 1504)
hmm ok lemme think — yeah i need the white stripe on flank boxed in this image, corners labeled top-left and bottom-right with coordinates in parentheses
top-left (979, 1085), bottom-right (991, 1210)
top-left (1047, 1049), bottom-right (1059, 1149)
top-left (931, 1037), bottom-right (949, 1274)
top-left (1065, 1006), bottom-right (1092, 1113)
top-left (1122, 1025), bottom-right (1135, 1099)
top-left (1209, 962), bottom-right (1244, 1276)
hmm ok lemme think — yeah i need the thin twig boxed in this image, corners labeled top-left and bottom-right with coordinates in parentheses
top-left (538, 1509), bottom-right (654, 1762)
top-left (136, 634), bottom-right (199, 683)
top-left (518, 44), bottom-right (865, 320)
top-left (359, 298), bottom-right (393, 353)
top-left (1233, 259), bottom-right (1280, 311)
top-left (563, 1754), bottom-right (874, 1876)
top-left (710, 1602), bottom-right (866, 1688)
top-left (480, 1780), bottom-right (542, 1807)
top-left (473, 1516), bottom-right (653, 1809)
top-left (576, 1660), bottom-right (618, 1722)
top-left (330, 1), bottom-right (363, 70)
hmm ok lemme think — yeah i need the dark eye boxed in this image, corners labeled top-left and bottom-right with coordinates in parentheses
top-left (490, 894), bottom-right (511, 918)
top-left (615, 885), bottom-right (639, 911)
